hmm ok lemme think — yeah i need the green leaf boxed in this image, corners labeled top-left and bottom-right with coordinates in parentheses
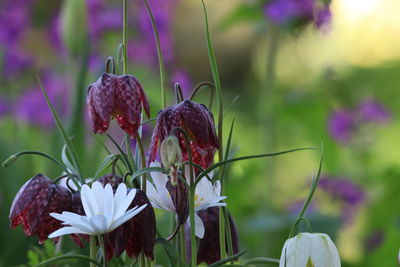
top-left (129, 167), bottom-right (168, 184)
top-left (37, 76), bottom-right (83, 181)
top-left (219, 4), bottom-right (264, 30)
top-left (244, 257), bottom-right (280, 265)
top-left (93, 154), bottom-right (119, 179)
top-left (155, 238), bottom-right (187, 267)
top-left (195, 147), bottom-right (316, 186)
top-left (208, 250), bottom-right (247, 267)
top-left (32, 253), bottom-right (101, 267)
top-left (61, 144), bottom-right (77, 175)
top-left (107, 134), bottom-right (134, 173)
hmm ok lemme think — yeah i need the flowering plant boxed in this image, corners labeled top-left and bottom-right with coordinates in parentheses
top-left (2, 0), bottom-right (341, 266)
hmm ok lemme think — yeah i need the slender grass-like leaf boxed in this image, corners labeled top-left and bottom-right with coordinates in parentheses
top-left (32, 254), bottom-right (101, 267)
top-left (36, 76), bottom-right (83, 181)
top-left (208, 250), bottom-right (247, 267)
top-left (288, 144), bottom-right (323, 238)
top-left (155, 238), bottom-right (187, 267)
top-left (244, 257), bottom-right (280, 265)
top-left (195, 147), bottom-right (316, 186)
top-left (93, 154), bottom-right (119, 179)
top-left (61, 145), bottom-right (77, 175)
top-left (107, 134), bottom-right (133, 173)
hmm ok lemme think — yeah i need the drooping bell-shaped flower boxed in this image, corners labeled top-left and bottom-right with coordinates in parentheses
top-left (148, 100), bottom-right (219, 169)
top-left (279, 232), bottom-right (341, 267)
top-left (188, 206), bottom-right (239, 265)
top-left (95, 176), bottom-right (156, 260)
top-left (9, 174), bottom-right (72, 244)
top-left (87, 73), bottom-right (150, 137)
top-left (48, 182), bottom-right (146, 237)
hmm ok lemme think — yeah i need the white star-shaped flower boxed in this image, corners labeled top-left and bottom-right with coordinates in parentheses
top-left (48, 182), bottom-right (146, 237)
top-left (147, 162), bottom-right (226, 238)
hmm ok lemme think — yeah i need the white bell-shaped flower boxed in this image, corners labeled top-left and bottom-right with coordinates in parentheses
top-left (279, 232), bottom-right (341, 267)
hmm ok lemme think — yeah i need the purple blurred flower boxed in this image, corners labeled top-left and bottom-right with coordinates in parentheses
top-left (3, 46), bottom-right (33, 77)
top-left (328, 109), bottom-right (357, 144)
top-left (364, 230), bottom-right (384, 253)
top-left (358, 99), bottom-right (391, 123)
top-left (315, 6), bottom-right (332, 29)
top-left (0, 0), bottom-right (32, 45)
top-left (318, 176), bottom-right (365, 223)
top-left (14, 73), bottom-right (70, 128)
top-left (171, 69), bottom-right (193, 98)
top-left (319, 177), bottom-right (365, 205)
top-left (0, 98), bottom-right (10, 117)
top-left (264, 0), bottom-right (313, 25)
top-left (87, 0), bottom-right (122, 40)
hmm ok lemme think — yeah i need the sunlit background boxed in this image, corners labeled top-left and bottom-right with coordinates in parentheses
top-left (1, 0), bottom-right (400, 266)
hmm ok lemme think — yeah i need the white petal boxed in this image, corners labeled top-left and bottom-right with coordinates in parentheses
top-left (103, 184), bottom-right (114, 227)
top-left (48, 226), bottom-right (88, 238)
top-left (195, 214), bottom-right (205, 239)
top-left (92, 182), bottom-right (105, 214)
top-left (81, 184), bottom-right (96, 217)
top-left (113, 183), bottom-right (128, 217)
top-left (109, 204), bottom-right (147, 231)
top-left (89, 215), bottom-right (108, 234)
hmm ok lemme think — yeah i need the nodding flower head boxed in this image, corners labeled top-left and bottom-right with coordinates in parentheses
top-left (87, 73), bottom-right (150, 138)
top-left (9, 174), bottom-right (72, 244)
top-left (149, 100), bottom-right (219, 169)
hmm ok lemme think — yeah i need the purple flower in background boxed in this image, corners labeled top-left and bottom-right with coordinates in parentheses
top-left (318, 176), bottom-right (365, 223)
top-left (171, 69), bottom-right (193, 98)
top-left (358, 99), bottom-right (391, 123)
top-left (0, 98), bottom-right (10, 117)
top-left (264, 0), bottom-right (313, 25)
top-left (315, 6), bottom-right (332, 29)
top-left (0, 0), bottom-right (32, 45)
top-left (87, 0), bottom-right (122, 40)
top-left (3, 46), bottom-right (33, 77)
top-left (328, 110), bottom-right (356, 144)
top-left (14, 73), bottom-right (70, 129)
top-left (364, 230), bottom-right (384, 253)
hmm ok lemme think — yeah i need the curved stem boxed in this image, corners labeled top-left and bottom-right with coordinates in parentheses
top-left (90, 235), bottom-right (97, 267)
top-left (143, 0), bottom-right (167, 108)
top-left (175, 82), bottom-right (184, 103)
top-left (122, 0), bottom-right (128, 75)
top-left (136, 134), bottom-right (147, 193)
top-left (189, 81), bottom-right (215, 109)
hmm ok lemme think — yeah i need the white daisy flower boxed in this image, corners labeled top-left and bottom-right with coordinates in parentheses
top-left (279, 232), bottom-right (341, 267)
top-left (48, 181), bottom-right (147, 237)
top-left (147, 161), bottom-right (226, 238)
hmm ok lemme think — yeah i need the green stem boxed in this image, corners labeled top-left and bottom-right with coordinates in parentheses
top-left (140, 252), bottom-right (146, 267)
top-left (98, 235), bottom-right (108, 267)
top-left (143, 0), bottom-right (167, 108)
top-left (180, 226), bottom-right (186, 264)
top-left (90, 235), bottom-right (97, 267)
top-left (136, 134), bottom-right (147, 193)
top-left (189, 187), bottom-right (196, 267)
top-left (122, 0), bottom-right (128, 75)
top-left (200, 0), bottom-right (225, 258)
top-left (222, 206), bottom-right (233, 257)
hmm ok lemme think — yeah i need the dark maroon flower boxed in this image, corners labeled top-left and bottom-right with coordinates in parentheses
top-left (87, 73), bottom-right (150, 137)
top-left (149, 100), bottom-right (219, 169)
top-left (166, 179), bottom-right (189, 225)
top-left (98, 176), bottom-right (156, 260)
top-left (97, 174), bottom-right (124, 191)
top-left (186, 207), bottom-right (239, 264)
top-left (9, 174), bottom-right (71, 244)
top-left (69, 192), bottom-right (89, 248)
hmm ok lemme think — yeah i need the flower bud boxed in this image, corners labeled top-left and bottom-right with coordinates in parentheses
top-left (279, 232), bottom-right (341, 267)
top-left (2, 154), bottom-right (17, 167)
top-left (60, 0), bottom-right (87, 56)
top-left (166, 179), bottom-right (189, 225)
top-left (160, 136), bottom-right (182, 170)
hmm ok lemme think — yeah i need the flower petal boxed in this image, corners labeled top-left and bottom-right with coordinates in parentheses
top-left (48, 226), bottom-right (88, 238)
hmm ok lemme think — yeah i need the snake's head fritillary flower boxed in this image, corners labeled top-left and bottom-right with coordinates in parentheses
top-left (166, 178), bottom-right (189, 225)
top-left (106, 190), bottom-right (156, 260)
top-left (9, 174), bottom-right (72, 244)
top-left (149, 100), bottom-right (219, 169)
top-left (87, 73), bottom-right (150, 138)
top-left (48, 182), bottom-right (147, 237)
top-left (279, 233), bottom-right (341, 267)
top-left (98, 174), bottom-right (124, 191)
top-left (147, 162), bottom-right (226, 237)
top-left (187, 206), bottom-right (239, 264)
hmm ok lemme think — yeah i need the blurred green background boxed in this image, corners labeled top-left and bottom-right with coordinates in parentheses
top-left (1, 0), bottom-right (400, 266)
